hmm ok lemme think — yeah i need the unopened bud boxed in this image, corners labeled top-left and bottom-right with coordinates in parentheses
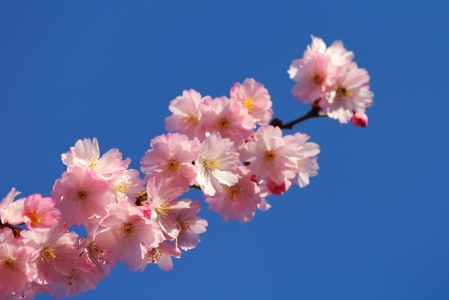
top-left (352, 112), bottom-right (368, 128)
top-left (267, 177), bottom-right (287, 195)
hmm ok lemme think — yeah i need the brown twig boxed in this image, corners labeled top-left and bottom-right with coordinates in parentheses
top-left (270, 101), bottom-right (327, 130)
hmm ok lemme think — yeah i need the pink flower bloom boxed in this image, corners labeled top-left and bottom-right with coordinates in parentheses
top-left (21, 194), bottom-right (60, 231)
top-left (79, 225), bottom-right (116, 279)
top-left (61, 138), bottom-right (130, 181)
top-left (10, 281), bottom-right (52, 300)
top-left (206, 166), bottom-right (261, 223)
top-left (111, 169), bottom-right (145, 204)
top-left (98, 202), bottom-right (164, 270)
top-left (0, 229), bottom-right (36, 296)
top-left (308, 35), bottom-right (354, 66)
top-left (141, 133), bottom-right (199, 190)
top-left (352, 112), bottom-right (368, 127)
top-left (20, 225), bottom-right (79, 284)
top-left (165, 89), bottom-right (212, 139)
top-left (230, 78), bottom-right (273, 125)
top-left (289, 133), bottom-right (320, 188)
top-left (48, 256), bottom-right (99, 299)
top-left (0, 188), bottom-right (24, 226)
top-left (199, 96), bottom-right (255, 147)
top-left (52, 166), bottom-right (114, 226)
top-left (320, 62), bottom-right (373, 124)
top-left (139, 242), bottom-right (181, 272)
top-left (240, 126), bottom-right (300, 185)
top-left (173, 199), bottom-right (208, 250)
top-left (288, 51), bottom-right (337, 104)
top-left (146, 177), bottom-right (187, 240)
top-left (195, 132), bottom-right (239, 196)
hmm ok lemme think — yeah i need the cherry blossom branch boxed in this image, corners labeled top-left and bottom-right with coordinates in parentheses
top-left (270, 101), bottom-right (327, 130)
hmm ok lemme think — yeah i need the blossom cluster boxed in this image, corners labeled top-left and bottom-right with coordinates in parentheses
top-left (0, 35), bottom-right (372, 299)
top-left (288, 36), bottom-right (374, 126)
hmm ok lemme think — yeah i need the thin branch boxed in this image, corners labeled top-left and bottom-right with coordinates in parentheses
top-left (270, 102), bottom-right (327, 130)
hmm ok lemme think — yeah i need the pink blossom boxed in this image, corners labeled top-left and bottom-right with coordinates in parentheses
top-left (48, 256), bottom-right (99, 299)
top-left (165, 89), bottom-right (211, 139)
top-left (289, 132), bottom-right (320, 188)
top-left (288, 51), bottom-right (337, 104)
top-left (21, 194), bottom-right (60, 231)
top-left (173, 199), bottom-right (208, 250)
top-left (195, 132), bottom-right (239, 196)
top-left (320, 62), bottom-right (373, 123)
top-left (230, 78), bottom-right (273, 125)
top-left (52, 166), bottom-right (114, 226)
top-left (61, 138), bottom-right (130, 181)
top-left (146, 177), bottom-right (188, 240)
top-left (199, 96), bottom-right (255, 147)
top-left (98, 202), bottom-right (164, 270)
top-left (0, 229), bottom-right (36, 296)
top-left (111, 169), bottom-right (145, 204)
top-left (79, 225), bottom-right (117, 279)
top-left (352, 112), bottom-right (369, 127)
top-left (240, 125), bottom-right (300, 185)
top-left (0, 188), bottom-right (24, 226)
top-left (141, 133), bottom-right (199, 190)
top-left (308, 35), bottom-right (354, 66)
top-left (206, 166), bottom-right (261, 222)
top-left (20, 225), bottom-right (79, 284)
top-left (140, 242), bottom-right (181, 272)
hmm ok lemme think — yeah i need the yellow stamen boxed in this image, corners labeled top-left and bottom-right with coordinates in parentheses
top-left (1, 257), bottom-right (15, 270)
top-left (336, 86), bottom-right (353, 97)
top-left (182, 113), bottom-right (199, 126)
top-left (114, 181), bottom-right (129, 194)
top-left (88, 157), bottom-right (100, 171)
top-left (155, 201), bottom-right (171, 218)
top-left (27, 210), bottom-right (42, 227)
top-left (264, 150), bottom-right (277, 162)
top-left (147, 248), bottom-right (162, 263)
top-left (41, 246), bottom-right (57, 262)
top-left (164, 158), bottom-right (180, 174)
top-left (242, 96), bottom-right (255, 112)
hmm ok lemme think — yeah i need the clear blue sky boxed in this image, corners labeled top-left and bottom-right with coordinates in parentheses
top-left (1, 1), bottom-right (448, 299)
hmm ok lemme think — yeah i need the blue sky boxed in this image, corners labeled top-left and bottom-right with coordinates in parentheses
top-left (1, 1), bottom-right (448, 299)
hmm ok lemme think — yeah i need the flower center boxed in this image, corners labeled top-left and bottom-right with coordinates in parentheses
top-left (310, 73), bottom-right (323, 85)
top-left (264, 150), bottom-right (277, 162)
top-left (336, 86), bottom-right (353, 97)
top-left (114, 181), bottom-right (129, 194)
top-left (155, 200), bottom-right (171, 218)
top-left (64, 275), bottom-right (74, 285)
top-left (178, 220), bottom-right (190, 232)
top-left (27, 210), bottom-right (42, 227)
top-left (87, 242), bottom-right (103, 257)
top-left (218, 117), bottom-right (230, 129)
top-left (182, 113), bottom-right (199, 126)
top-left (242, 96), bottom-right (255, 112)
top-left (41, 246), bottom-right (57, 262)
top-left (88, 157), bottom-right (100, 171)
top-left (77, 189), bottom-right (89, 201)
top-left (164, 158), bottom-right (180, 174)
top-left (204, 158), bottom-right (221, 171)
top-left (226, 184), bottom-right (241, 202)
top-left (1, 257), bottom-right (15, 270)
top-left (121, 223), bottom-right (135, 237)
top-left (147, 248), bottom-right (162, 263)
